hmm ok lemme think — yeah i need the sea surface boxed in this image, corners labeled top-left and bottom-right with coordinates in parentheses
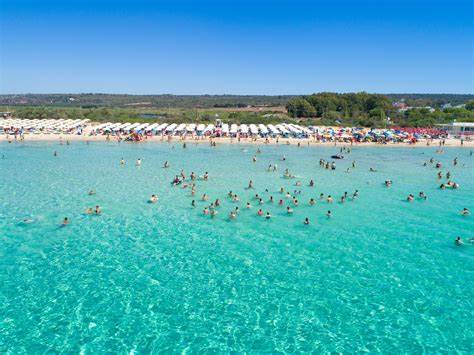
top-left (0, 141), bottom-right (473, 353)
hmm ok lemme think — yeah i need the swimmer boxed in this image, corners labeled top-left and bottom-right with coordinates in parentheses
top-left (309, 198), bottom-right (316, 206)
top-left (62, 217), bottom-right (69, 226)
top-left (163, 161), bottom-right (170, 168)
top-left (369, 167), bottom-right (377, 172)
top-left (259, 198), bottom-right (264, 205)
top-left (352, 190), bottom-right (359, 199)
top-left (85, 207), bottom-right (93, 215)
top-left (191, 200), bottom-right (196, 207)
top-left (203, 208), bottom-right (210, 215)
top-left (246, 202), bottom-right (252, 209)
top-left (201, 193), bottom-right (209, 201)
top-left (327, 195), bottom-right (333, 203)
top-left (252, 155), bottom-right (257, 162)
top-left (88, 189), bottom-right (96, 196)
top-left (136, 158), bottom-right (142, 166)
top-left (229, 211), bottom-right (237, 219)
top-left (190, 172), bottom-right (196, 180)
top-left (304, 217), bottom-right (310, 225)
top-left (278, 199), bottom-right (284, 206)
top-left (293, 199), bottom-right (299, 206)
top-left (280, 187), bottom-right (285, 194)
top-left (265, 212), bottom-right (272, 219)
top-left (309, 179), bottom-right (314, 187)
top-left (120, 158), bottom-right (125, 165)
top-left (215, 199), bottom-right (221, 207)
top-left (326, 210), bottom-right (332, 218)
top-left (287, 206), bottom-right (294, 214)
top-left (418, 191), bottom-right (427, 200)
top-left (460, 208), bottom-right (470, 216)
top-left (54, 151), bottom-right (58, 157)
top-left (319, 193), bottom-right (324, 200)
top-left (149, 194), bottom-right (158, 203)
top-left (248, 180), bottom-right (254, 189)
top-left (257, 209), bottom-right (264, 216)
top-left (210, 209), bottom-right (218, 217)
top-left (233, 194), bottom-right (240, 202)
top-left (269, 196), bottom-right (274, 203)
top-left (94, 205), bottom-right (101, 215)
top-left (203, 172), bottom-right (209, 180)
top-left (455, 236), bottom-right (463, 246)
top-left (407, 194), bottom-right (414, 202)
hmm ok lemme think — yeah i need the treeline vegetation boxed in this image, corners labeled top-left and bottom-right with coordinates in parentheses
top-left (286, 93), bottom-right (474, 127)
top-left (2, 106), bottom-right (293, 125)
top-left (0, 94), bottom-right (292, 109)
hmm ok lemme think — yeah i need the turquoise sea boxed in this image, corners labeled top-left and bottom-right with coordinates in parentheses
top-left (0, 141), bottom-right (473, 353)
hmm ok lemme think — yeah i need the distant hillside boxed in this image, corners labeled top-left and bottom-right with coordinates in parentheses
top-left (0, 94), bottom-right (295, 108)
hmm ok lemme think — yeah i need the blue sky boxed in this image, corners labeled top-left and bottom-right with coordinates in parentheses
top-left (0, 0), bottom-right (472, 94)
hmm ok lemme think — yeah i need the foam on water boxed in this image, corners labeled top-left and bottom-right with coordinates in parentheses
top-left (0, 141), bottom-right (473, 352)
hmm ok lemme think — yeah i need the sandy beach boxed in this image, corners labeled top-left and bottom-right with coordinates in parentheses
top-left (3, 132), bottom-right (473, 147)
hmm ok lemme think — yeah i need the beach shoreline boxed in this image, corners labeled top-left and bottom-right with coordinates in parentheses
top-left (2, 133), bottom-right (473, 148)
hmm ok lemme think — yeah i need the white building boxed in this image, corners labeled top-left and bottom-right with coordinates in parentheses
top-left (437, 122), bottom-right (474, 137)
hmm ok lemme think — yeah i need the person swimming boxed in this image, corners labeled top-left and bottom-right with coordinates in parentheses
top-left (201, 193), bottom-right (209, 201)
top-left (88, 189), bottom-right (96, 195)
top-left (309, 179), bottom-right (314, 187)
top-left (163, 161), bottom-right (170, 168)
top-left (191, 200), bottom-right (196, 207)
top-left (229, 211), bottom-right (237, 219)
top-left (120, 158), bottom-right (125, 165)
top-left (248, 180), bottom-right (254, 189)
top-left (62, 217), bottom-right (69, 226)
top-left (203, 207), bottom-right (210, 215)
top-left (418, 191), bottom-right (427, 200)
top-left (287, 206), bottom-right (293, 214)
top-left (309, 198), bottom-right (315, 206)
top-left (278, 199), bottom-right (284, 206)
top-left (149, 194), bottom-right (158, 203)
top-left (407, 194), bottom-right (414, 202)
top-left (326, 210), bottom-right (332, 218)
top-left (94, 205), bottom-right (101, 215)
top-left (246, 202), bottom-right (252, 209)
top-left (304, 217), bottom-right (310, 225)
top-left (327, 195), bottom-right (333, 203)
top-left (269, 196), bottom-right (274, 203)
top-left (85, 207), bottom-right (93, 215)
top-left (265, 212), bottom-right (271, 219)
top-left (136, 158), bottom-right (142, 166)
top-left (257, 209), bottom-right (264, 216)
top-left (460, 208), bottom-right (470, 216)
top-left (455, 236), bottom-right (463, 246)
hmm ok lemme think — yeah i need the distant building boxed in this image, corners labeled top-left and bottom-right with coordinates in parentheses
top-left (0, 112), bottom-right (12, 118)
top-left (436, 122), bottom-right (474, 137)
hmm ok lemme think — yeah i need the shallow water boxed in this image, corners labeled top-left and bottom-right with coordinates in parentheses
top-left (0, 141), bottom-right (473, 353)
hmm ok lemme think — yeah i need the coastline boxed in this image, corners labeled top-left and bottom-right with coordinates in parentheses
top-left (2, 133), bottom-right (473, 148)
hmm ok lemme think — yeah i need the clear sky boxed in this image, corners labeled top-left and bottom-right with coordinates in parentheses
top-left (0, 0), bottom-right (472, 94)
